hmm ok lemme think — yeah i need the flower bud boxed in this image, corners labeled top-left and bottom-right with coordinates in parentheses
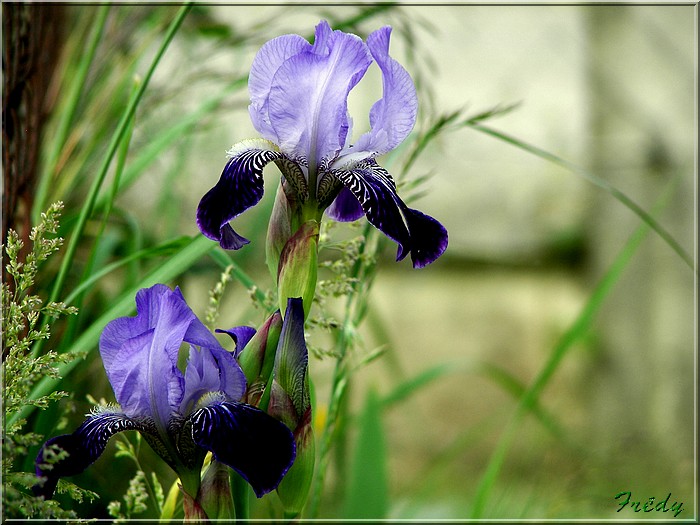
top-left (275, 411), bottom-right (314, 517)
top-left (277, 221), bottom-right (319, 320)
top-left (266, 183), bottom-right (295, 281)
top-left (267, 297), bottom-right (314, 515)
top-left (232, 311), bottom-right (282, 407)
top-left (198, 459), bottom-right (235, 520)
top-left (180, 484), bottom-right (208, 522)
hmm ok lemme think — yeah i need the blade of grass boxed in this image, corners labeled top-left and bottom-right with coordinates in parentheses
top-left (33, 4), bottom-right (193, 359)
top-left (94, 77), bottom-right (246, 212)
top-left (60, 76), bottom-right (140, 346)
top-left (8, 232), bottom-right (214, 429)
top-left (343, 387), bottom-right (388, 519)
top-left (32, 5), bottom-right (111, 224)
top-left (476, 362), bottom-right (566, 442)
top-left (469, 175), bottom-right (681, 519)
top-left (466, 122), bottom-right (694, 271)
top-left (62, 238), bottom-right (190, 306)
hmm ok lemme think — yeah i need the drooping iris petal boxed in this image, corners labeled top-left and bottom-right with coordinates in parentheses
top-left (249, 34), bottom-right (312, 142)
top-left (33, 410), bottom-right (140, 499)
top-left (402, 207), bottom-right (449, 269)
top-left (332, 160), bottom-right (448, 268)
top-left (345, 26), bottom-right (418, 159)
top-left (215, 325), bottom-right (257, 358)
top-left (99, 284), bottom-right (191, 421)
top-left (196, 140), bottom-right (283, 250)
top-left (331, 160), bottom-right (410, 262)
top-left (190, 401), bottom-right (296, 498)
top-left (266, 20), bottom-right (372, 167)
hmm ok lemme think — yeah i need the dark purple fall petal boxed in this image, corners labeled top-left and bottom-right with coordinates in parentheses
top-left (332, 160), bottom-right (448, 268)
top-left (196, 146), bottom-right (282, 250)
top-left (331, 160), bottom-right (410, 262)
top-left (190, 401), bottom-right (296, 498)
top-left (403, 207), bottom-right (449, 268)
top-left (33, 411), bottom-right (140, 499)
top-left (324, 185), bottom-right (365, 222)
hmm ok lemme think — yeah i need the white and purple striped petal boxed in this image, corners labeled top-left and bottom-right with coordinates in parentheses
top-left (33, 410), bottom-right (141, 499)
top-left (331, 160), bottom-right (448, 268)
top-left (196, 140), bottom-right (283, 250)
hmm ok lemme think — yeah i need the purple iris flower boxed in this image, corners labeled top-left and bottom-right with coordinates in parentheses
top-left (196, 20), bottom-right (448, 268)
top-left (33, 284), bottom-right (295, 500)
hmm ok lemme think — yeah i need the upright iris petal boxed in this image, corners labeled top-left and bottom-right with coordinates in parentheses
top-left (197, 20), bottom-right (448, 268)
top-left (34, 285), bottom-right (295, 502)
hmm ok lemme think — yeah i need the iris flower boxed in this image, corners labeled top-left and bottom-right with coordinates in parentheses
top-left (33, 285), bottom-right (295, 501)
top-left (197, 20), bottom-right (448, 268)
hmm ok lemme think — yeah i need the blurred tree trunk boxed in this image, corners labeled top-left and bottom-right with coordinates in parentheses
top-left (583, 5), bottom-right (694, 489)
top-left (2, 3), bottom-right (65, 248)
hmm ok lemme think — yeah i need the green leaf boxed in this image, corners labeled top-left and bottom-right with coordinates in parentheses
top-left (343, 386), bottom-right (388, 519)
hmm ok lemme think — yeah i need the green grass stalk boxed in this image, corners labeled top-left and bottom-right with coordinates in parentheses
top-left (469, 176), bottom-right (680, 519)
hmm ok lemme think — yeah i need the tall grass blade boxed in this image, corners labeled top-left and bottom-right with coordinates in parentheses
top-left (40, 4), bottom-right (194, 343)
top-left (343, 387), bottom-right (388, 519)
top-left (466, 122), bottom-right (694, 271)
top-left (469, 176), bottom-right (681, 519)
top-left (32, 5), bottom-right (111, 224)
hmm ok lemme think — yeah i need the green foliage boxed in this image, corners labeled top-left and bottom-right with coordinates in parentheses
top-left (108, 470), bottom-right (150, 520)
top-left (343, 387), bottom-right (388, 519)
top-left (1, 202), bottom-right (87, 519)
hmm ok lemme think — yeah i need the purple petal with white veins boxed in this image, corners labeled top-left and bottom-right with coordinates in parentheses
top-left (190, 401), bottom-right (296, 498)
top-left (332, 160), bottom-right (448, 267)
top-left (267, 20), bottom-right (372, 167)
top-left (249, 34), bottom-right (311, 142)
top-left (33, 410), bottom-right (140, 499)
top-left (350, 26), bottom-right (417, 159)
top-left (99, 285), bottom-right (192, 421)
top-left (197, 141), bottom-right (283, 250)
top-left (332, 160), bottom-right (410, 261)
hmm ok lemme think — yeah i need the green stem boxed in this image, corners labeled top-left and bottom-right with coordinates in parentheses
top-left (308, 224), bottom-right (379, 518)
top-left (230, 471), bottom-right (250, 520)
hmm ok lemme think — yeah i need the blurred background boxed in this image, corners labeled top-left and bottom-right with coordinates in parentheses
top-left (3, 3), bottom-right (695, 520)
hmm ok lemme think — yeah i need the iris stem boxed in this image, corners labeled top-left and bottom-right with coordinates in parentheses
top-left (230, 471), bottom-right (250, 520)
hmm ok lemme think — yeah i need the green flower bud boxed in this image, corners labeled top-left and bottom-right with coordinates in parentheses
top-left (180, 484), bottom-right (208, 522)
top-left (277, 221), bottom-right (319, 320)
top-left (267, 297), bottom-right (314, 516)
top-left (198, 460), bottom-right (235, 520)
top-left (275, 412), bottom-right (315, 517)
top-left (236, 311), bottom-right (282, 408)
top-left (266, 184), bottom-right (295, 281)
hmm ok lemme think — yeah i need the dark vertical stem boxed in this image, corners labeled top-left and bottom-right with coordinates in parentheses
top-left (2, 2), bottom-right (65, 273)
